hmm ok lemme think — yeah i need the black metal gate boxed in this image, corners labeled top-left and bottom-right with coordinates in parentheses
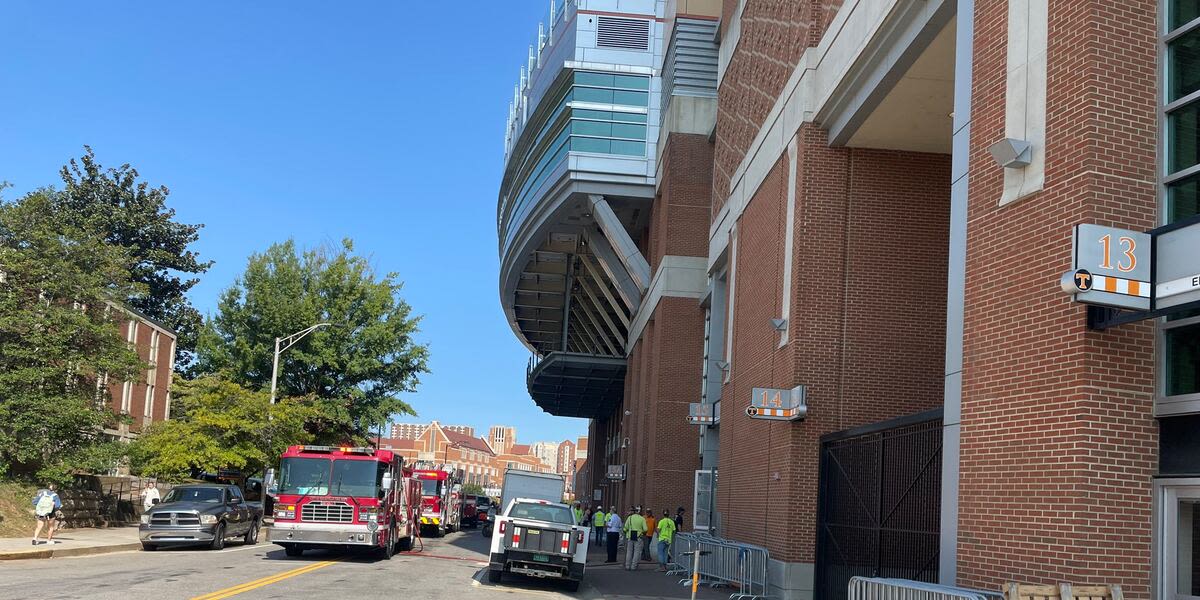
top-left (814, 409), bottom-right (943, 600)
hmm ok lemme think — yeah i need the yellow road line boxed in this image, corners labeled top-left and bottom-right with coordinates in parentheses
top-left (190, 560), bottom-right (338, 600)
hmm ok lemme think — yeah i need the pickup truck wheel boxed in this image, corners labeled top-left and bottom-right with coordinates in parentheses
top-left (209, 523), bottom-right (226, 551)
top-left (141, 543), bottom-right (157, 552)
top-left (563, 579), bottom-right (580, 593)
top-left (486, 568), bottom-right (502, 583)
top-left (283, 545), bottom-right (303, 557)
top-left (243, 520), bottom-right (259, 545)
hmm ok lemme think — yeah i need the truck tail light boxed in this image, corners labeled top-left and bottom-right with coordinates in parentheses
top-left (575, 530), bottom-right (584, 544)
top-left (498, 521), bottom-right (507, 534)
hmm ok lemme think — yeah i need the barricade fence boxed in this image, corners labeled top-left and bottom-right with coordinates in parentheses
top-left (848, 577), bottom-right (1005, 600)
top-left (668, 531), bottom-right (771, 600)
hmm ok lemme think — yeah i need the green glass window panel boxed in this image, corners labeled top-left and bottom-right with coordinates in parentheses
top-left (1169, 174), bottom-right (1200, 223)
top-left (575, 72), bottom-right (615, 87)
top-left (611, 123), bottom-right (646, 140)
top-left (613, 74), bottom-right (650, 90)
top-left (612, 90), bottom-right (649, 107)
top-left (1172, 28), bottom-right (1200, 101)
top-left (609, 140), bottom-right (646, 156)
top-left (573, 109), bottom-right (613, 121)
top-left (572, 137), bottom-right (611, 153)
top-left (1166, 321), bottom-right (1200, 396)
top-left (1170, 101), bottom-right (1200, 173)
top-left (611, 112), bottom-right (648, 123)
top-left (1173, 0), bottom-right (1200, 30)
top-left (572, 120), bottom-right (612, 136)
top-left (575, 87), bottom-right (615, 104)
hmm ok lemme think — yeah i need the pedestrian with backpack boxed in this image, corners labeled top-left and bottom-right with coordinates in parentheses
top-left (31, 483), bottom-right (62, 545)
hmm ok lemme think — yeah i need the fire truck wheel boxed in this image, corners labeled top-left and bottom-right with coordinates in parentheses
top-left (398, 533), bottom-right (413, 551)
top-left (378, 527), bottom-right (396, 560)
top-left (283, 544), bottom-right (304, 557)
top-left (486, 568), bottom-right (502, 584)
top-left (209, 523), bottom-right (226, 551)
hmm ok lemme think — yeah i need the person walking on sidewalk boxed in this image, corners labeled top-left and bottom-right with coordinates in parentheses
top-left (31, 484), bottom-right (62, 545)
top-left (622, 505), bottom-right (646, 570)
top-left (142, 482), bottom-right (160, 513)
top-left (642, 507), bottom-right (656, 561)
top-left (656, 509), bottom-right (677, 571)
top-left (604, 505), bottom-right (622, 563)
top-left (592, 506), bottom-right (606, 544)
top-left (674, 506), bottom-right (685, 530)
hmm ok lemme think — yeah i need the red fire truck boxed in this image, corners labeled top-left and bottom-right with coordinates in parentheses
top-left (266, 445), bottom-right (421, 558)
top-left (412, 465), bottom-right (462, 537)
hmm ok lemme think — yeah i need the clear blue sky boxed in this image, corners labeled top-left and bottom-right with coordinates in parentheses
top-left (0, 1), bottom-right (587, 444)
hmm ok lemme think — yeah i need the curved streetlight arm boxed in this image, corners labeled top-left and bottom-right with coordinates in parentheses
top-left (269, 322), bottom-right (331, 405)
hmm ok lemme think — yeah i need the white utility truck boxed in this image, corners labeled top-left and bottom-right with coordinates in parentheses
top-left (487, 469), bottom-right (588, 591)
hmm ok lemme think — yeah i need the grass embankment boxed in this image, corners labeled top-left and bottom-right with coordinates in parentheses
top-left (0, 481), bottom-right (37, 538)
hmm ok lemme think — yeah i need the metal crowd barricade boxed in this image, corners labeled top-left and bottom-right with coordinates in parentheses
top-left (670, 532), bottom-right (773, 599)
top-left (848, 577), bottom-right (1005, 600)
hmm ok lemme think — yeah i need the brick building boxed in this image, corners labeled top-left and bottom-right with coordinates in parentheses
top-left (389, 422), bottom-right (473, 440)
top-left (103, 304), bottom-right (177, 444)
top-left (376, 421), bottom-right (501, 488)
top-left (494, 0), bottom-right (1200, 598)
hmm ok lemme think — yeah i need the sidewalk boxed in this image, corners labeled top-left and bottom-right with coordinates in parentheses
top-left (583, 539), bottom-right (728, 600)
top-left (0, 526), bottom-right (141, 560)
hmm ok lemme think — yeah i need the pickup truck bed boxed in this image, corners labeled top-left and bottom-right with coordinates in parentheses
top-left (487, 498), bottom-right (587, 592)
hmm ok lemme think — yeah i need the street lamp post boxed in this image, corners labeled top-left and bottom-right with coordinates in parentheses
top-left (269, 323), bottom-right (331, 405)
top-left (264, 322), bottom-right (330, 496)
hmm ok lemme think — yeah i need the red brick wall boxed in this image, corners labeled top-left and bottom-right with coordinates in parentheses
top-left (105, 317), bottom-right (174, 433)
top-left (714, 1), bottom-right (828, 213)
top-left (957, 0), bottom-right (1158, 595)
top-left (716, 125), bottom-right (951, 562)
top-left (650, 133), bottom-right (714, 272)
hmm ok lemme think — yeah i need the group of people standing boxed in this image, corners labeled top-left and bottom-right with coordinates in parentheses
top-left (573, 502), bottom-right (685, 572)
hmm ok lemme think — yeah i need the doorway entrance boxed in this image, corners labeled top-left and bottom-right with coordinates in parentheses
top-left (1158, 481), bottom-right (1200, 600)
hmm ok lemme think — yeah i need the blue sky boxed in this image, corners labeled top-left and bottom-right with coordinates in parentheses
top-left (0, 1), bottom-right (587, 444)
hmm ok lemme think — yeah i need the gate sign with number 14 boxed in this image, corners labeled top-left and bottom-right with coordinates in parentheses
top-left (1061, 224), bottom-right (1151, 311)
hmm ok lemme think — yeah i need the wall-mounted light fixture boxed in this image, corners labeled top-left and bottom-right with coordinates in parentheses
top-left (770, 318), bottom-right (787, 332)
top-left (988, 138), bottom-right (1032, 169)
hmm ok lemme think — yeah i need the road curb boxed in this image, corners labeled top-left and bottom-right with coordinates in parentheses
top-left (0, 542), bottom-right (142, 561)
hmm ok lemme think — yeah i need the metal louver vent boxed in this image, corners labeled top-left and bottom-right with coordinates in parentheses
top-left (596, 16), bottom-right (650, 50)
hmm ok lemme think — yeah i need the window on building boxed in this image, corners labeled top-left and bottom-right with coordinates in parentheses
top-left (1162, 5), bottom-right (1200, 412)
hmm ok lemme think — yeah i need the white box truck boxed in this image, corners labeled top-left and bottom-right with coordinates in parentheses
top-left (487, 469), bottom-right (587, 591)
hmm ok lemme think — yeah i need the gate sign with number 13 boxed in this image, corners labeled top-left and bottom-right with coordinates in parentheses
top-left (1065, 224), bottom-right (1151, 311)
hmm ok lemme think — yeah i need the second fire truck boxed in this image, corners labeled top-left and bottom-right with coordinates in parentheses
top-left (412, 464), bottom-right (463, 537)
top-left (266, 445), bottom-right (421, 558)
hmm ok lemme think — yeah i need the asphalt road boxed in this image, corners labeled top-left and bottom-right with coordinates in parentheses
top-left (0, 527), bottom-right (584, 600)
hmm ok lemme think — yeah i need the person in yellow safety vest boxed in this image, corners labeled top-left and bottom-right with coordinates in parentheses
top-left (592, 507), bottom-right (606, 544)
top-left (572, 502), bottom-right (583, 526)
top-left (622, 505), bottom-right (647, 571)
top-left (655, 509), bottom-right (677, 571)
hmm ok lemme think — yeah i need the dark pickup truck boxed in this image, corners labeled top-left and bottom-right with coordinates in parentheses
top-left (139, 484), bottom-right (263, 551)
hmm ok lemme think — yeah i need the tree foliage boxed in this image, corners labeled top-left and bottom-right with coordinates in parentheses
top-left (54, 147), bottom-right (211, 372)
top-left (196, 239), bottom-right (429, 445)
top-left (128, 375), bottom-right (314, 481)
top-left (461, 483), bottom-right (485, 497)
top-left (0, 189), bottom-right (146, 482)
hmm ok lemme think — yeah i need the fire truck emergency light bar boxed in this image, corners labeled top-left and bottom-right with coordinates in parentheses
top-left (297, 445), bottom-right (376, 455)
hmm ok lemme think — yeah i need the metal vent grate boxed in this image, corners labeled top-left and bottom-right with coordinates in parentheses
top-left (596, 17), bottom-right (650, 50)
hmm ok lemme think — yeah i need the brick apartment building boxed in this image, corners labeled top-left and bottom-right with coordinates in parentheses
top-left (103, 304), bottom-right (177, 444)
top-left (375, 422), bottom-right (562, 491)
top-left (390, 422), bottom-right (473, 440)
top-left (495, 0), bottom-right (1200, 598)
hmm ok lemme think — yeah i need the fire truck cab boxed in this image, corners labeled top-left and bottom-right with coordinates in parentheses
top-left (266, 445), bottom-right (421, 559)
top-left (412, 465), bottom-right (463, 537)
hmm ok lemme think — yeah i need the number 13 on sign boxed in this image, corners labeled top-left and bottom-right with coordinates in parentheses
top-left (1098, 234), bottom-right (1137, 272)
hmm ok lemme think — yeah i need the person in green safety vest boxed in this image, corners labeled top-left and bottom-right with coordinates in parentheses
top-left (572, 502), bottom-right (583, 526)
top-left (622, 505), bottom-right (647, 571)
top-left (592, 506), bottom-right (607, 544)
top-left (655, 509), bottom-right (677, 571)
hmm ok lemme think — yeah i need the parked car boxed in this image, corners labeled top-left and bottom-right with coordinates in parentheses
top-left (139, 484), bottom-right (263, 551)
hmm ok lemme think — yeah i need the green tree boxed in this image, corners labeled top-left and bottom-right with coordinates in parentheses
top-left (129, 375), bottom-right (314, 481)
top-left (461, 483), bottom-right (485, 497)
top-left (196, 239), bottom-right (429, 444)
top-left (0, 189), bottom-right (146, 482)
top-left (54, 147), bottom-right (211, 373)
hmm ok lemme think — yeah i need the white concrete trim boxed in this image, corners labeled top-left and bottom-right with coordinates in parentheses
top-left (624, 255), bottom-right (709, 355)
top-left (709, 0), bottom-right (920, 270)
top-left (779, 134), bottom-right (799, 348)
top-left (716, 0), bottom-right (746, 87)
top-left (999, 0), bottom-right (1047, 205)
top-left (724, 225), bottom-right (738, 382)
